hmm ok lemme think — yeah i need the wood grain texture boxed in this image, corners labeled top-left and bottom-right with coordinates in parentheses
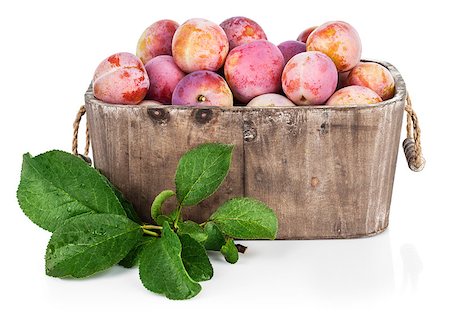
top-left (85, 102), bottom-right (244, 223)
top-left (85, 61), bottom-right (406, 239)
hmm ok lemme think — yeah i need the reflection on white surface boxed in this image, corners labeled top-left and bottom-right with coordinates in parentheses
top-left (292, 231), bottom-right (395, 302)
top-left (238, 230), bottom-right (396, 308)
top-left (401, 243), bottom-right (423, 293)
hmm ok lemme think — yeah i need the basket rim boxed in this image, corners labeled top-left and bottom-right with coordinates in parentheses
top-left (85, 59), bottom-right (407, 111)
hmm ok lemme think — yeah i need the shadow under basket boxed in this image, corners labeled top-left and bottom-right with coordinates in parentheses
top-left (80, 60), bottom-right (424, 239)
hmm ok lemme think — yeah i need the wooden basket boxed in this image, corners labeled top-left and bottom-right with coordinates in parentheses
top-left (82, 60), bottom-right (421, 239)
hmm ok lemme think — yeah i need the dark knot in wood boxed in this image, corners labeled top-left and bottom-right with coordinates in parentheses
top-left (243, 121), bottom-right (257, 142)
top-left (194, 108), bottom-right (213, 124)
top-left (319, 122), bottom-right (330, 134)
top-left (147, 108), bottom-right (170, 124)
top-left (334, 221), bottom-right (343, 235)
top-left (311, 177), bottom-right (320, 187)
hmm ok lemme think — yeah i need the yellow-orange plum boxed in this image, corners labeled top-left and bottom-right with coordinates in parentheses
top-left (172, 18), bottom-right (229, 73)
top-left (347, 62), bottom-right (395, 100)
top-left (326, 85), bottom-right (382, 105)
top-left (307, 21), bottom-right (361, 72)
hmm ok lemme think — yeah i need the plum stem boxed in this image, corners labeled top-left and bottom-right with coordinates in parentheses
top-left (197, 95), bottom-right (207, 102)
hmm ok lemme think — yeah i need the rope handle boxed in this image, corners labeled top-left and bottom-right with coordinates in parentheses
top-left (72, 105), bottom-right (92, 165)
top-left (403, 93), bottom-right (425, 172)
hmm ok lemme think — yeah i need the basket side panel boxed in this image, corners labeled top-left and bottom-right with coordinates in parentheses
top-left (85, 102), bottom-right (245, 223)
top-left (243, 101), bottom-right (404, 239)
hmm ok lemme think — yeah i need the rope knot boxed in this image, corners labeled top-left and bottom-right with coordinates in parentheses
top-left (403, 93), bottom-right (425, 172)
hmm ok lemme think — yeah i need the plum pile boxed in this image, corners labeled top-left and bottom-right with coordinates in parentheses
top-left (92, 17), bottom-right (395, 107)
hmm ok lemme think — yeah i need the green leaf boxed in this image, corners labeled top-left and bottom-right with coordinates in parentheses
top-left (45, 214), bottom-right (142, 278)
top-left (151, 190), bottom-right (175, 223)
top-left (156, 215), bottom-right (173, 226)
top-left (101, 174), bottom-right (142, 224)
top-left (180, 235), bottom-right (213, 282)
top-left (175, 143), bottom-right (233, 206)
top-left (139, 222), bottom-right (201, 300)
top-left (220, 238), bottom-right (239, 264)
top-left (209, 197), bottom-right (278, 239)
top-left (177, 221), bottom-right (207, 243)
top-left (203, 222), bottom-right (226, 251)
top-left (156, 209), bottom-right (179, 226)
top-left (118, 236), bottom-right (154, 268)
top-left (17, 151), bottom-right (125, 232)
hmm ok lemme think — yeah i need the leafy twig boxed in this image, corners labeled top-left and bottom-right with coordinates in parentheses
top-left (17, 144), bottom-right (278, 300)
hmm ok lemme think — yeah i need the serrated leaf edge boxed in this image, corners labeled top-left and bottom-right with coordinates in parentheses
top-left (209, 197), bottom-right (278, 240)
top-left (138, 222), bottom-right (201, 300)
top-left (45, 214), bottom-right (141, 278)
top-left (179, 234), bottom-right (214, 282)
top-left (17, 151), bottom-right (125, 231)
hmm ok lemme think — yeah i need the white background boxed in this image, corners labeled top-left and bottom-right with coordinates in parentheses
top-left (1, 0), bottom-right (449, 311)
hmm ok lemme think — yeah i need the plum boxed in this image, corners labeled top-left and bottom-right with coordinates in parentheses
top-left (172, 70), bottom-right (233, 107)
top-left (224, 40), bottom-right (284, 103)
top-left (220, 16), bottom-right (267, 50)
top-left (140, 99), bottom-right (164, 105)
top-left (144, 55), bottom-right (185, 104)
top-left (278, 40), bottom-right (306, 64)
top-left (306, 21), bottom-right (362, 72)
top-left (247, 93), bottom-right (295, 107)
top-left (172, 18), bottom-right (229, 73)
top-left (347, 62), bottom-right (395, 100)
top-left (297, 26), bottom-right (317, 43)
top-left (337, 70), bottom-right (350, 89)
top-left (93, 52), bottom-right (149, 105)
top-left (136, 20), bottom-right (179, 65)
top-left (326, 85), bottom-right (382, 105)
top-left (281, 51), bottom-right (338, 105)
